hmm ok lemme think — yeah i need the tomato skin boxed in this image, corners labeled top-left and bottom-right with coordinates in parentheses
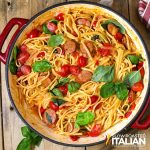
top-left (92, 21), bottom-right (97, 27)
top-left (49, 101), bottom-right (59, 111)
top-left (77, 56), bottom-right (87, 67)
top-left (125, 111), bottom-right (132, 118)
top-left (37, 51), bottom-right (45, 57)
top-left (131, 81), bottom-right (144, 92)
top-left (102, 43), bottom-right (112, 47)
top-left (55, 13), bottom-right (64, 21)
top-left (47, 22), bottom-right (57, 33)
top-left (70, 136), bottom-right (79, 141)
top-left (58, 64), bottom-right (70, 77)
top-left (90, 95), bottom-right (99, 104)
top-left (137, 62), bottom-right (145, 77)
top-left (115, 32), bottom-right (123, 42)
top-left (58, 85), bottom-right (68, 95)
top-left (98, 48), bottom-right (110, 57)
top-left (20, 65), bottom-right (31, 75)
top-left (128, 90), bottom-right (134, 103)
top-left (20, 44), bottom-right (27, 52)
top-left (130, 103), bottom-right (136, 110)
top-left (72, 31), bottom-right (78, 37)
top-left (16, 70), bottom-right (24, 77)
top-left (27, 29), bottom-right (40, 38)
top-left (70, 65), bottom-right (81, 75)
top-left (40, 107), bottom-right (46, 115)
top-left (88, 124), bottom-right (101, 137)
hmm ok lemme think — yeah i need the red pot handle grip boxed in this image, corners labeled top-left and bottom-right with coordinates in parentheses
top-left (131, 95), bottom-right (150, 129)
top-left (0, 18), bottom-right (29, 64)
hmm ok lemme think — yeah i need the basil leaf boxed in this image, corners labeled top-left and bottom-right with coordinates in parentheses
top-left (17, 138), bottom-right (31, 150)
top-left (31, 136), bottom-right (42, 146)
top-left (51, 88), bottom-right (63, 97)
top-left (124, 71), bottom-right (141, 87)
top-left (42, 24), bottom-right (52, 34)
top-left (68, 81), bottom-right (81, 93)
top-left (13, 46), bottom-right (19, 61)
top-left (51, 19), bottom-right (58, 24)
top-left (75, 111), bottom-right (95, 127)
top-left (48, 34), bottom-right (64, 47)
top-left (115, 82), bottom-right (129, 100)
top-left (101, 19), bottom-right (125, 34)
top-left (46, 112), bottom-right (52, 123)
top-left (92, 66), bottom-right (114, 82)
top-left (55, 77), bottom-right (70, 87)
top-left (21, 126), bottom-right (31, 138)
top-left (9, 59), bottom-right (18, 75)
top-left (51, 98), bottom-right (66, 106)
top-left (32, 60), bottom-right (52, 72)
top-left (127, 55), bottom-right (140, 65)
top-left (100, 82), bottom-right (116, 98)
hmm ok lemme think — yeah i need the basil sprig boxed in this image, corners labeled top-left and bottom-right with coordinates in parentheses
top-left (51, 98), bottom-right (66, 106)
top-left (68, 81), bottom-right (81, 93)
top-left (127, 54), bottom-right (144, 65)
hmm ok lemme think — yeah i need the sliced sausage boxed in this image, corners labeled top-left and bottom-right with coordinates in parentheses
top-left (75, 70), bottom-right (93, 83)
top-left (107, 24), bottom-right (119, 36)
top-left (38, 76), bottom-right (51, 87)
top-left (77, 18), bottom-right (91, 27)
top-left (20, 65), bottom-right (31, 75)
top-left (63, 40), bottom-right (76, 55)
top-left (43, 108), bottom-right (57, 126)
top-left (17, 51), bottom-right (30, 65)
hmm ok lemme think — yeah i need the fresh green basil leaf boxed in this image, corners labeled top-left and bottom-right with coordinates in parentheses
top-left (55, 77), bottom-right (70, 87)
top-left (52, 88), bottom-right (63, 97)
top-left (115, 82), bottom-right (129, 100)
top-left (42, 24), bottom-right (52, 34)
top-left (48, 34), bottom-right (64, 47)
top-left (100, 82), bottom-right (116, 98)
top-left (32, 60), bottom-right (52, 72)
top-left (50, 19), bottom-right (58, 25)
top-left (124, 71), bottom-right (141, 87)
top-left (21, 126), bottom-right (31, 138)
top-left (51, 98), bottom-right (66, 106)
top-left (31, 136), bottom-right (42, 146)
top-left (75, 111), bottom-right (95, 127)
top-left (13, 46), bottom-right (19, 61)
top-left (68, 81), bottom-right (81, 93)
top-left (101, 19), bottom-right (125, 34)
top-left (127, 55), bottom-right (140, 65)
top-left (46, 112), bottom-right (52, 123)
top-left (17, 138), bottom-right (31, 150)
top-left (92, 66), bottom-right (114, 82)
top-left (9, 59), bottom-right (18, 75)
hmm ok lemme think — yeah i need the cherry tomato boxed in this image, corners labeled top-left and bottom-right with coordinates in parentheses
top-left (88, 124), bottom-right (101, 137)
top-left (131, 81), bottom-right (144, 92)
top-left (40, 107), bottom-right (46, 115)
top-left (132, 66), bottom-right (137, 71)
top-left (37, 51), bottom-right (45, 57)
top-left (130, 103), bottom-right (136, 110)
top-left (102, 43), bottom-right (112, 47)
top-left (58, 64), bottom-right (70, 77)
top-left (77, 56), bottom-right (87, 67)
top-left (98, 48), bottom-right (110, 57)
top-left (128, 90), bottom-right (135, 103)
top-left (17, 51), bottom-right (30, 65)
top-left (49, 101), bottom-right (59, 111)
top-left (72, 51), bottom-right (79, 58)
top-left (16, 70), bottom-right (24, 77)
top-left (55, 13), bottom-right (64, 21)
top-left (125, 111), bottom-right (132, 118)
top-left (115, 32), bottom-right (124, 42)
top-left (92, 21), bottom-right (97, 27)
top-left (20, 65), bottom-right (31, 75)
top-left (90, 95), bottom-right (99, 104)
top-left (137, 62), bottom-right (145, 77)
top-left (89, 103), bottom-right (102, 110)
top-left (27, 29), bottom-right (40, 38)
top-left (70, 135), bottom-right (79, 141)
top-left (20, 44), bottom-right (27, 52)
top-left (58, 85), bottom-right (68, 95)
top-left (47, 22), bottom-right (57, 33)
top-left (70, 65), bottom-right (81, 75)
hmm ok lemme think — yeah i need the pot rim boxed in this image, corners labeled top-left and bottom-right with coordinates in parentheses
top-left (5, 1), bottom-right (150, 147)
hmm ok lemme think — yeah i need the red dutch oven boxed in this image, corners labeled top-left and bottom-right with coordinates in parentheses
top-left (0, 1), bottom-right (150, 147)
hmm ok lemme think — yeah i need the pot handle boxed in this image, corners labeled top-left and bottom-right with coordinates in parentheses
top-left (131, 95), bottom-right (150, 130)
top-left (0, 18), bottom-right (28, 64)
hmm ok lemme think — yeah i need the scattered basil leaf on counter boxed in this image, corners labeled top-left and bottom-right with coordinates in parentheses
top-left (51, 88), bottom-right (63, 97)
top-left (51, 98), bottom-right (66, 106)
top-left (75, 111), bottom-right (95, 128)
top-left (100, 82), bottom-right (116, 98)
top-left (124, 71), bottom-right (141, 87)
top-left (127, 55), bottom-right (140, 65)
top-left (68, 81), bottom-right (81, 93)
top-left (46, 112), bottom-right (52, 123)
top-left (55, 77), bottom-right (70, 87)
top-left (92, 65), bottom-right (114, 82)
top-left (48, 34), bottom-right (64, 47)
top-left (32, 60), bottom-right (52, 72)
top-left (13, 46), bottom-right (19, 61)
top-left (42, 24), bottom-right (52, 34)
top-left (17, 126), bottom-right (42, 150)
top-left (115, 82), bottom-right (129, 100)
top-left (9, 59), bottom-right (18, 75)
top-left (101, 19), bottom-right (125, 34)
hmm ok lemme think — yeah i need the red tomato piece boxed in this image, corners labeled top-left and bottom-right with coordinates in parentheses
top-left (55, 13), bottom-right (64, 21)
top-left (115, 32), bottom-right (124, 42)
top-left (72, 31), bottom-right (78, 37)
top-left (58, 64), bottom-right (70, 77)
top-left (17, 51), bottom-right (30, 65)
top-left (130, 103), bottom-right (136, 110)
top-left (70, 135), bottom-right (79, 141)
top-left (16, 70), bottom-right (24, 77)
top-left (92, 21), bottom-right (97, 27)
top-left (72, 51), bottom-right (79, 58)
top-left (77, 56), bottom-right (87, 67)
top-left (20, 65), bottom-right (31, 75)
top-left (128, 90), bottom-right (135, 103)
top-left (70, 65), bottom-right (81, 75)
top-left (27, 29), bottom-right (40, 38)
top-left (20, 44), bottom-right (27, 52)
top-left (40, 107), bottom-right (46, 115)
top-left (58, 85), bottom-right (68, 95)
top-left (137, 61), bottom-right (144, 68)
top-left (95, 60), bottom-right (99, 66)
top-left (102, 43), bottom-right (112, 47)
top-left (37, 51), bottom-right (45, 58)
top-left (137, 62), bottom-right (145, 77)
top-left (89, 103), bottom-right (102, 110)
top-left (47, 22), bottom-right (57, 33)
top-left (98, 48), bottom-right (110, 57)
top-left (131, 81), bottom-right (144, 92)
top-left (49, 101), bottom-right (59, 111)
top-left (88, 124), bottom-right (101, 137)
top-left (90, 95), bottom-right (99, 104)
top-left (125, 111), bottom-right (132, 118)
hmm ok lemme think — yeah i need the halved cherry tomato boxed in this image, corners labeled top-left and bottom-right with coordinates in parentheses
top-left (70, 65), bottom-right (81, 75)
top-left (20, 44), bottom-right (27, 52)
top-left (37, 51), bottom-right (45, 57)
top-left (58, 85), bottom-right (68, 95)
top-left (98, 48), bottom-right (110, 57)
top-left (70, 135), bottom-right (79, 141)
top-left (17, 51), bottom-right (30, 65)
top-left (115, 32), bottom-right (124, 42)
top-left (137, 62), bottom-right (145, 77)
top-left (40, 107), bottom-right (46, 115)
top-left (92, 21), bottom-right (97, 27)
top-left (47, 22), bottom-right (57, 33)
top-left (16, 70), bottom-right (23, 77)
top-left (58, 64), bottom-right (70, 77)
top-left (49, 101), bottom-right (59, 111)
top-left (128, 90), bottom-right (135, 103)
top-left (89, 103), bottom-right (102, 110)
top-left (88, 124), bottom-right (101, 137)
top-left (55, 13), bottom-right (64, 21)
top-left (77, 56), bottom-right (87, 67)
top-left (131, 81), bottom-right (144, 92)
top-left (20, 65), bottom-right (31, 75)
top-left (132, 66), bottom-right (137, 71)
top-left (130, 103), bottom-right (136, 110)
top-left (90, 95), bottom-right (99, 104)
top-left (125, 111), bottom-right (132, 118)
top-left (27, 29), bottom-right (40, 38)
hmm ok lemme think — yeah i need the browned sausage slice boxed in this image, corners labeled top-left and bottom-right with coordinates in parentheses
top-left (107, 24), bottom-right (119, 36)
top-left (75, 70), bottom-right (93, 83)
top-left (76, 18), bottom-right (91, 27)
top-left (63, 40), bottom-right (76, 54)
